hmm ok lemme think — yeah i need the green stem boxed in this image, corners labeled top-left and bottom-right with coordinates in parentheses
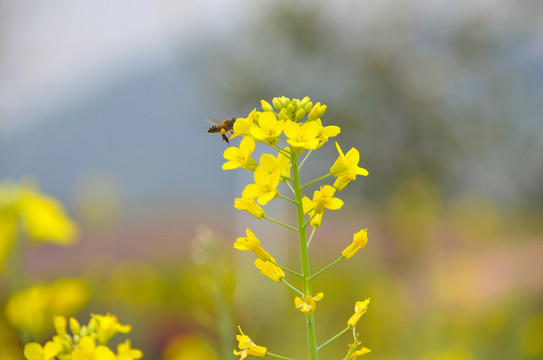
top-left (286, 181), bottom-right (296, 195)
top-left (299, 150), bottom-right (313, 169)
top-left (304, 212), bottom-right (317, 229)
top-left (277, 193), bottom-right (297, 205)
top-left (263, 215), bottom-right (298, 232)
top-left (267, 351), bottom-right (296, 360)
top-left (272, 144), bottom-right (292, 159)
top-left (292, 152), bottom-right (318, 360)
top-left (302, 173), bottom-right (332, 190)
top-left (270, 259), bottom-right (303, 278)
top-left (311, 256), bottom-right (344, 280)
top-left (317, 326), bottom-right (351, 351)
top-left (306, 227), bottom-right (317, 247)
top-left (281, 278), bottom-right (304, 296)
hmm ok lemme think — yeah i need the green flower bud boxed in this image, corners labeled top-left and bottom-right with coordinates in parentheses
top-left (295, 108), bottom-right (305, 121)
top-left (272, 97), bottom-right (282, 110)
top-left (286, 103), bottom-right (295, 114)
top-left (261, 100), bottom-right (273, 112)
top-left (300, 96), bottom-right (311, 108)
top-left (280, 97), bottom-right (290, 107)
top-left (304, 101), bottom-right (314, 113)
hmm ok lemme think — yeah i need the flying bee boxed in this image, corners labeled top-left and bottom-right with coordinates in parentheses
top-left (207, 117), bottom-right (236, 145)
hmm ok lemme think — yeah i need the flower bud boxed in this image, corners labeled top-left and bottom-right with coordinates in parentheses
top-left (304, 101), bottom-right (314, 113)
top-left (318, 104), bottom-right (327, 117)
top-left (272, 97), bottom-right (282, 110)
top-left (300, 96), bottom-right (311, 108)
top-left (70, 317), bottom-right (81, 336)
top-left (261, 100), bottom-right (273, 112)
top-left (278, 110), bottom-right (289, 121)
top-left (308, 102), bottom-right (321, 121)
top-left (295, 108), bottom-right (305, 121)
top-left (286, 103), bottom-right (295, 114)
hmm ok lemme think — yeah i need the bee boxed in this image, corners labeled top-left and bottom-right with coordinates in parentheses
top-left (207, 117), bottom-right (236, 145)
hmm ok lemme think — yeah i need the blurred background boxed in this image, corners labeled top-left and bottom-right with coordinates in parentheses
top-left (1, 0), bottom-right (543, 359)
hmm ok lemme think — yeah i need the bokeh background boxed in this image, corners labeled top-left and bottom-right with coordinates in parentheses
top-left (1, 0), bottom-right (543, 359)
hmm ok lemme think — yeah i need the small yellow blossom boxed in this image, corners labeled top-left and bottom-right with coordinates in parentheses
top-left (231, 109), bottom-right (258, 139)
top-left (24, 342), bottom-right (61, 360)
top-left (91, 313), bottom-right (131, 345)
top-left (117, 340), bottom-right (143, 360)
top-left (314, 119), bottom-right (340, 147)
top-left (283, 120), bottom-right (320, 153)
top-left (222, 136), bottom-right (258, 171)
top-left (234, 198), bottom-right (265, 219)
top-left (294, 292), bottom-right (324, 315)
top-left (250, 112), bottom-right (283, 145)
top-left (258, 151), bottom-right (292, 182)
top-left (307, 102), bottom-right (327, 121)
top-left (350, 347), bottom-right (371, 359)
top-left (302, 197), bottom-right (323, 228)
top-left (260, 100), bottom-right (274, 112)
top-left (71, 336), bottom-right (116, 360)
top-left (330, 142), bottom-right (369, 191)
top-left (342, 229), bottom-right (368, 259)
top-left (254, 257), bottom-right (285, 282)
top-left (233, 228), bottom-right (271, 261)
top-left (347, 298), bottom-right (370, 328)
top-left (241, 166), bottom-right (280, 205)
top-left (233, 332), bottom-right (267, 359)
top-left (311, 185), bottom-right (343, 214)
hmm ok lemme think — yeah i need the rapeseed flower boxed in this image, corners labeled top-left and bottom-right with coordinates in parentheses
top-left (254, 257), bottom-right (285, 282)
top-left (258, 151), bottom-right (292, 182)
top-left (233, 228), bottom-right (271, 261)
top-left (283, 120), bottom-right (320, 154)
top-left (314, 119), bottom-right (340, 148)
top-left (231, 109), bottom-right (258, 139)
top-left (250, 112), bottom-right (283, 145)
top-left (330, 142), bottom-right (369, 191)
top-left (234, 331), bottom-right (267, 359)
top-left (294, 292), bottom-right (324, 315)
top-left (222, 136), bottom-right (258, 171)
top-left (24, 342), bottom-right (61, 360)
top-left (116, 340), bottom-right (143, 360)
top-left (347, 298), bottom-right (370, 328)
top-left (91, 313), bottom-right (131, 344)
top-left (342, 229), bottom-right (368, 259)
top-left (234, 198), bottom-right (265, 219)
top-left (302, 197), bottom-right (323, 228)
top-left (311, 185), bottom-right (343, 214)
top-left (241, 166), bottom-right (280, 205)
top-left (350, 347), bottom-right (371, 359)
top-left (71, 336), bottom-right (116, 360)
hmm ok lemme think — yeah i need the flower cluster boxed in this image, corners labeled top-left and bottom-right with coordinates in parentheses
top-left (216, 97), bottom-right (372, 359)
top-left (24, 313), bottom-right (142, 360)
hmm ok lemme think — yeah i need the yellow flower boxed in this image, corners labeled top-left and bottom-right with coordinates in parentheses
top-left (231, 109), bottom-right (258, 139)
top-left (71, 336), bottom-right (116, 360)
top-left (222, 136), bottom-right (258, 171)
top-left (17, 185), bottom-right (79, 244)
top-left (294, 292), bottom-right (324, 315)
top-left (6, 279), bottom-right (89, 338)
top-left (116, 340), bottom-right (143, 360)
top-left (283, 120), bottom-right (320, 153)
top-left (233, 332), bottom-right (267, 359)
top-left (350, 347), bottom-right (371, 359)
top-left (250, 112), bottom-right (283, 145)
top-left (234, 198), bottom-right (265, 219)
top-left (307, 102), bottom-right (327, 121)
top-left (258, 151), bottom-right (292, 182)
top-left (24, 342), bottom-right (61, 360)
top-left (314, 119), bottom-right (340, 147)
top-left (330, 142), bottom-right (369, 191)
top-left (311, 185), bottom-right (343, 214)
top-left (302, 197), bottom-right (323, 228)
top-left (347, 298), bottom-right (370, 328)
top-left (91, 313), bottom-right (131, 345)
top-left (233, 228), bottom-right (271, 261)
top-left (254, 257), bottom-right (285, 282)
top-left (241, 166), bottom-right (280, 205)
top-left (342, 229), bottom-right (368, 259)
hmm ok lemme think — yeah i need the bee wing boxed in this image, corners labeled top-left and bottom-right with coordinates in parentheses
top-left (205, 116), bottom-right (220, 125)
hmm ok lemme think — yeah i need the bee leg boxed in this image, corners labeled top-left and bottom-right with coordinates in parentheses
top-left (222, 133), bottom-right (230, 144)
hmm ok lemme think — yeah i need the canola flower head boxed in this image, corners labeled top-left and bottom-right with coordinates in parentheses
top-left (254, 257), bottom-right (285, 282)
top-left (24, 342), bottom-right (61, 360)
top-left (233, 228), bottom-right (271, 261)
top-left (283, 120), bottom-right (320, 154)
top-left (241, 165), bottom-right (280, 205)
top-left (342, 229), bottom-right (368, 259)
top-left (223, 136), bottom-right (258, 171)
top-left (234, 330), bottom-right (267, 359)
top-left (249, 112), bottom-right (283, 145)
top-left (231, 109), bottom-right (258, 139)
top-left (234, 197), bottom-right (265, 219)
top-left (330, 142), bottom-right (369, 191)
top-left (294, 292), bottom-right (324, 315)
top-left (91, 313), bottom-right (131, 345)
top-left (347, 298), bottom-right (370, 328)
